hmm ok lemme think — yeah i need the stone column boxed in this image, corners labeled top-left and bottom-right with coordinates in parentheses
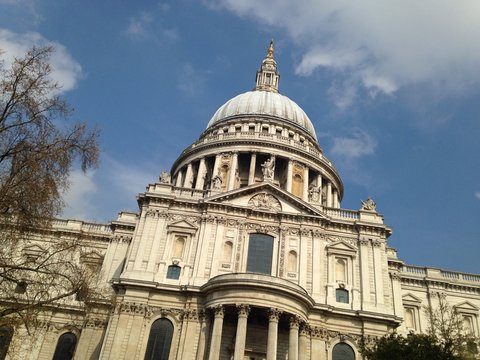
top-left (175, 169), bottom-right (183, 187)
top-left (326, 181), bottom-right (332, 207)
top-left (208, 305), bottom-right (224, 360)
top-left (195, 158), bottom-right (207, 190)
top-left (316, 174), bottom-right (322, 189)
top-left (359, 238), bottom-right (371, 309)
top-left (286, 160), bottom-right (293, 192)
top-left (289, 316), bottom-right (300, 360)
top-left (196, 311), bottom-right (209, 360)
top-left (213, 154), bottom-right (221, 177)
top-left (228, 152), bottom-right (238, 191)
top-left (266, 308), bottom-right (281, 360)
top-left (248, 152), bottom-right (257, 185)
top-left (299, 323), bottom-right (310, 360)
top-left (233, 304), bottom-right (250, 360)
top-left (303, 166), bottom-right (309, 202)
top-left (332, 189), bottom-right (338, 208)
top-left (184, 163), bottom-right (193, 188)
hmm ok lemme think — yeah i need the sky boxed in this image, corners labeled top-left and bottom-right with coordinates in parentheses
top-left (0, 0), bottom-right (479, 274)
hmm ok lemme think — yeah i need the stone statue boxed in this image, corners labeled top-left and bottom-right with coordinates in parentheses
top-left (211, 174), bottom-right (222, 190)
top-left (361, 197), bottom-right (376, 211)
top-left (261, 156), bottom-right (275, 182)
top-left (159, 171), bottom-right (171, 184)
top-left (309, 186), bottom-right (321, 203)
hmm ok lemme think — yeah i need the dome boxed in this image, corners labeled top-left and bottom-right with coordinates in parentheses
top-left (207, 90), bottom-right (318, 141)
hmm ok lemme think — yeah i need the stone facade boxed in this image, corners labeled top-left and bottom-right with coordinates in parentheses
top-left (2, 43), bottom-right (479, 360)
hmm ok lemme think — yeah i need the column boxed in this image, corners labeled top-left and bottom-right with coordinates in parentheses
top-left (184, 163), bottom-right (193, 188)
top-left (233, 304), bottom-right (250, 360)
top-left (175, 169), bottom-right (183, 187)
top-left (326, 181), bottom-right (332, 207)
top-left (332, 189), bottom-right (338, 208)
top-left (248, 152), bottom-right (256, 185)
top-left (289, 316), bottom-right (300, 360)
top-left (316, 174), bottom-right (322, 189)
top-left (196, 311), bottom-right (209, 360)
top-left (228, 152), bottom-right (238, 191)
top-left (195, 158), bottom-right (207, 190)
top-left (372, 240), bottom-right (385, 307)
top-left (299, 323), bottom-right (310, 360)
top-left (359, 239), bottom-right (371, 309)
top-left (286, 160), bottom-right (293, 192)
top-left (213, 154), bottom-right (221, 177)
top-left (303, 166), bottom-right (309, 202)
top-left (266, 308), bottom-right (281, 360)
top-left (208, 305), bottom-right (224, 360)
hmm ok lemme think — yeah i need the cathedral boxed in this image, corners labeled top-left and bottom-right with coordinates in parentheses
top-left (2, 42), bottom-right (479, 360)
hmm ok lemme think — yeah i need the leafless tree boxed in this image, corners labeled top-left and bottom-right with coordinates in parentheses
top-left (0, 45), bottom-right (101, 330)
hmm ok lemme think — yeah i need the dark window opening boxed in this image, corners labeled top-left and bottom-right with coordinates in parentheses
top-left (246, 234), bottom-right (274, 275)
top-left (166, 265), bottom-right (181, 279)
top-left (0, 326), bottom-right (13, 360)
top-left (144, 318), bottom-right (174, 360)
top-left (336, 288), bottom-right (349, 303)
top-left (52, 332), bottom-right (77, 360)
top-left (332, 342), bottom-right (355, 360)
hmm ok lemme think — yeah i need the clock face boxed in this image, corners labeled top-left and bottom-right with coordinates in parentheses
top-left (266, 64), bottom-right (274, 70)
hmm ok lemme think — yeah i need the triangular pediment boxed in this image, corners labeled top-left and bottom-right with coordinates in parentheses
top-left (167, 219), bottom-right (198, 234)
top-left (326, 240), bottom-right (357, 256)
top-left (454, 301), bottom-right (479, 312)
top-left (204, 182), bottom-right (326, 217)
top-left (402, 293), bottom-right (422, 305)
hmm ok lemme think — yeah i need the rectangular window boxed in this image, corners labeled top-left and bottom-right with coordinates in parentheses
top-left (166, 265), bottom-right (181, 279)
top-left (246, 234), bottom-right (274, 275)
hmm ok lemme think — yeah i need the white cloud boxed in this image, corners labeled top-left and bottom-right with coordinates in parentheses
top-left (330, 129), bottom-right (377, 160)
top-left (209, 0), bottom-right (480, 103)
top-left (125, 11), bottom-right (154, 38)
top-left (475, 192), bottom-right (480, 200)
top-left (62, 170), bottom-right (98, 220)
top-left (0, 29), bottom-right (82, 92)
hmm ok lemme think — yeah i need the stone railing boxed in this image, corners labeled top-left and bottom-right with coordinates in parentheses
top-left (187, 131), bottom-right (332, 165)
top-left (51, 219), bottom-right (112, 234)
top-left (324, 207), bottom-right (360, 220)
top-left (401, 265), bottom-right (480, 284)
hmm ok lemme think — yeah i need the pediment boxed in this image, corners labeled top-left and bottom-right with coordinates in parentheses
top-left (454, 301), bottom-right (479, 313)
top-left (402, 293), bottom-right (423, 305)
top-left (204, 182), bottom-right (326, 217)
top-left (167, 219), bottom-right (198, 234)
top-left (326, 240), bottom-right (357, 256)
top-left (23, 244), bottom-right (45, 254)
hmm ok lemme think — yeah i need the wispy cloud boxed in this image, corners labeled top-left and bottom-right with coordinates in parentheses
top-left (124, 7), bottom-right (179, 42)
top-left (330, 129), bottom-right (377, 160)
top-left (177, 63), bottom-right (206, 97)
top-left (208, 1), bottom-right (480, 106)
top-left (475, 192), bottom-right (480, 200)
top-left (0, 29), bottom-right (82, 92)
top-left (62, 170), bottom-right (98, 220)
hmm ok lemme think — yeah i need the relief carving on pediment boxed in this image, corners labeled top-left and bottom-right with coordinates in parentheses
top-left (248, 193), bottom-right (282, 212)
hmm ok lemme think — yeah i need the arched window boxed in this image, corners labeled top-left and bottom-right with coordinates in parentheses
top-left (144, 318), bottom-right (174, 360)
top-left (246, 234), bottom-right (274, 275)
top-left (52, 332), bottom-right (77, 360)
top-left (223, 241), bottom-right (233, 263)
top-left (336, 288), bottom-right (349, 304)
top-left (172, 236), bottom-right (185, 258)
top-left (332, 342), bottom-right (355, 360)
top-left (0, 326), bottom-right (13, 360)
top-left (335, 258), bottom-right (347, 282)
top-left (166, 265), bottom-right (181, 279)
top-left (287, 251), bottom-right (297, 272)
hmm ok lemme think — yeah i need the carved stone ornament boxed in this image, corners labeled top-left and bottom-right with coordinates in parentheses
top-left (248, 193), bottom-right (282, 212)
top-left (236, 304), bottom-right (251, 317)
top-left (211, 173), bottom-right (222, 190)
top-left (268, 308), bottom-right (282, 321)
top-left (261, 156), bottom-right (276, 181)
top-left (159, 170), bottom-right (171, 184)
top-left (308, 185), bottom-right (321, 203)
top-left (361, 197), bottom-right (377, 211)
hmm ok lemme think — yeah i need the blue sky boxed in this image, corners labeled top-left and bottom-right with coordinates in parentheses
top-left (1, 0), bottom-right (479, 274)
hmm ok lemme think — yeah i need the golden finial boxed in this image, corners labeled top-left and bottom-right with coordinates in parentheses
top-left (267, 39), bottom-right (274, 58)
